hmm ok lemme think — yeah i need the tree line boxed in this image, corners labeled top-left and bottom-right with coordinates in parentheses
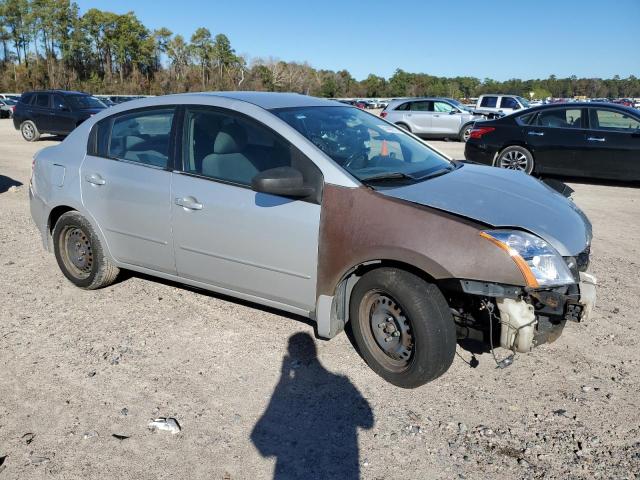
top-left (1, 0), bottom-right (639, 99)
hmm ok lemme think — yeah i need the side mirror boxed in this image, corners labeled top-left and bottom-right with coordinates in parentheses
top-left (252, 167), bottom-right (314, 198)
top-left (512, 105), bottom-right (521, 111)
top-left (449, 110), bottom-right (458, 115)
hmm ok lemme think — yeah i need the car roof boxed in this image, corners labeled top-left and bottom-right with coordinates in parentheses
top-left (524, 102), bottom-right (639, 114)
top-left (180, 91), bottom-right (342, 110)
top-left (22, 90), bottom-right (89, 96)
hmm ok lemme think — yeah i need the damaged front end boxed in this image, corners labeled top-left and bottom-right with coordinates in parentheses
top-left (444, 228), bottom-right (597, 359)
top-left (449, 272), bottom-right (596, 357)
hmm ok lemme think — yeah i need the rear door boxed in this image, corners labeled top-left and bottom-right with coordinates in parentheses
top-left (524, 107), bottom-right (588, 175)
top-left (431, 100), bottom-right (460, 135)
top-left (80, 106), bottom-right (176, 274)
top-left (407, 100), bottom-right (433, 133)
top-left (171, 105), bottom-right (322, 311)
top-left (31, 93), bottom-right (53, 131)
top-left (584, 107), bottom-right (640, 180)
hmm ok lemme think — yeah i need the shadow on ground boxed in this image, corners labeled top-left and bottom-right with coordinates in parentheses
top-left (251, 332), bottom-right (374, 479)
top-left (0, 175), bottom-right (22, 193)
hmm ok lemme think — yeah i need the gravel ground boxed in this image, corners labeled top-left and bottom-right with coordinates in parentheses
top-left (1, 119), bottom-right (639, 480)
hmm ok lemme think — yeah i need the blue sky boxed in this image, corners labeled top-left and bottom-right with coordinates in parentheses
top-left (75, 0), bottom-right (639, 81)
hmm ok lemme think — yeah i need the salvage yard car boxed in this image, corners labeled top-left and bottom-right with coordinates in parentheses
top-left (464, 102), bottom-right (640, 180)
top-left (381, 97), bottom-right (483, 141)
top-left (29, 92), bottom-right (597, 388)
top-left (13, 90), bottom-right (107, 141)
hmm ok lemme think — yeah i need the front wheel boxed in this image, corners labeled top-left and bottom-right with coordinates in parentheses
top-left (496, 146), bottom-right (535, 174)
top-left (349, 268), bottom-right (456, 388)
top-left (53, 211), bottom-right (119, 289)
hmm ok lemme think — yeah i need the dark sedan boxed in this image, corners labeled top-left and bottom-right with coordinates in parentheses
top-left (464, 103), bottom-right (640, 181)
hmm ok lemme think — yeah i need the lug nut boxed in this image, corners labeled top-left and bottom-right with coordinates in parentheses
top-left (384, 337), bottom-right (393, 342)
top-left (393, 331), bottom-right (400, 337)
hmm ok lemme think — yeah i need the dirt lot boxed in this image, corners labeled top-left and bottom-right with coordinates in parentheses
top-left (1, 118), bottom-right (639, 480)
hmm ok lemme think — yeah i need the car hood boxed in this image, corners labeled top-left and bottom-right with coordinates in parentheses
top-left (381, 163), bottom-right (592, 256)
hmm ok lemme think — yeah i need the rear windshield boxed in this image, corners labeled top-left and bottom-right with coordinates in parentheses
top-left (66, 95), bottom-right (106, 109)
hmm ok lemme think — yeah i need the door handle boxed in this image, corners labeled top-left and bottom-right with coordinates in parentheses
top-left (175, 196), bottom-right (203, 210)
top-left (528, 131), bottom-right (544, 136)
top-left (433, 115), bottom-right (440, 118)
top-left (85, 173), bottom-right (106, 185)
top-left (587, 137), bottom-right (606, 142)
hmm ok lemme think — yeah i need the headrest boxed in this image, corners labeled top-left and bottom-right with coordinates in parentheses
top-left (214, 123), bottom-right (248, 154)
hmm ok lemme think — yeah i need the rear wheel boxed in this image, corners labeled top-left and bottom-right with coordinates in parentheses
top-left (349, 268), bottom-right (456, 388)
top-left (459, 123), bottom-right (474, 142)
top-left (21, 120), bottom-right (40, 142)
top-left (53, 211), bottom-right (119, 289)
top-left (496, 146), bottom-right (534, 174)
top-left (396, 122), bottom-right (411, 133)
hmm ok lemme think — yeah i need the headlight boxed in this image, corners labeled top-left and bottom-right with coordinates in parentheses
top-left (480, 230), bottom-right (575, 288)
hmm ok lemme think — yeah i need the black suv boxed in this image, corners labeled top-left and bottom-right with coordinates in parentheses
top-left (13, 90), bottom-right (106, 142)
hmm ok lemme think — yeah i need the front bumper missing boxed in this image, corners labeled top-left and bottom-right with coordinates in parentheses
top-left (495, 272), bottom-right (597, 353)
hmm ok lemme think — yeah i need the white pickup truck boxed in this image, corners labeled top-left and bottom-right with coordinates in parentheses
top-left (474, 94), bottom-right (531, 116)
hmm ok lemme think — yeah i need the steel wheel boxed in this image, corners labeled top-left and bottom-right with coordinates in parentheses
top-left (360, 290), bottom-right (414, 372)
top-left (58, 225), bottom-right (93, 280)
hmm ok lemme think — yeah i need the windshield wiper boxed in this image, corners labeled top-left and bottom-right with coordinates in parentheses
top-left (360, 172), bottom-right (417, 182)
top-left (416, 166), bottom-right (455, 180)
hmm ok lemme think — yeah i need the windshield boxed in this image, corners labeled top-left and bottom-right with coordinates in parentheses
top-left (274, 106), bottom-right (453, 183)
top-left (516, 96), bottom-right (530, 108)
top-left (66, 95), bottom-right (106, 109)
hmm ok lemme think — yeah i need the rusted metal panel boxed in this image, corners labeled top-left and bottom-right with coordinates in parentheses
top-left (317, 184), bottom-right (525, 298)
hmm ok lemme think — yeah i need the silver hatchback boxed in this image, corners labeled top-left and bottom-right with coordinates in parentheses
top-left (381, 97), bottom-right (482, 142)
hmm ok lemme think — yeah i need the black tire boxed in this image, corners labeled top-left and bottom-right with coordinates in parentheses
top-left (459, 123), bottom-right (474, 142)
top-left (495, 145), bottom-right (535, 174)
top-left (396, 122), bottom-right (411, 133)
top-left (21, 120), bottom-right (40, 142)
top-left (52, 211), bottom-right (119, 289)
top-left (349, 268), bottom-right (456, 388)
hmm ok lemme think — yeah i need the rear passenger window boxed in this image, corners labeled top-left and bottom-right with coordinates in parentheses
top-left (537, 109), bottom-right (583, 129)
top-left (182, 107), bottom-right (322, 196)
top-left (34, 94), bottom-right (50, 108)
top-left (480, 96), bottom-right (497, 108)
top-left (108, 109), bottom-right (174, 168)
top-left (516, 113), bottom-right (536, 125)
top-left (410, 101), bottom-right (432, 112)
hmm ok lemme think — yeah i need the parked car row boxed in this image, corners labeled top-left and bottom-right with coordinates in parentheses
top-left (29, 92), bottom-right (597, 388)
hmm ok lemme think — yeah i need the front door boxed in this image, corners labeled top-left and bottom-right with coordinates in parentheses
top-left (80, 106), bottom-right (177, 274)
top-left (584, 107), bottom-right (640, 180)
top-left (52, 94), bottom-right (76, 134)
top-left (171, 106), bottom-right (321, 311)
top-left (431, 101), bottom-right (461, 135)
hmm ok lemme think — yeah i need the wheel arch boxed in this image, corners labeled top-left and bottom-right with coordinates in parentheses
top-left (46, 203), bottom-right (115, 262)
top-left (315, 258), bottom-right (443, 339)
top-left (493, 143), bottom-right (534, 167)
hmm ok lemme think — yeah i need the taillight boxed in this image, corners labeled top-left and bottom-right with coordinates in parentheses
top-left (469, 126), bottom-right (496, 139)
top-left (380, 111), bottom-right (387, 118)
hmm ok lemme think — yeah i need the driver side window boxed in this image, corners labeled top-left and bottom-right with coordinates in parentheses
top-left (181, 107), bottom-right (323, 200)
top-left (433, 101), bottom-right (455, 113)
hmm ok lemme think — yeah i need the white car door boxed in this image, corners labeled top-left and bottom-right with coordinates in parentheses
top-left (431, 101), bottom-right (461, 135)
top-left (171, 106), bottom-right (321, 312)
